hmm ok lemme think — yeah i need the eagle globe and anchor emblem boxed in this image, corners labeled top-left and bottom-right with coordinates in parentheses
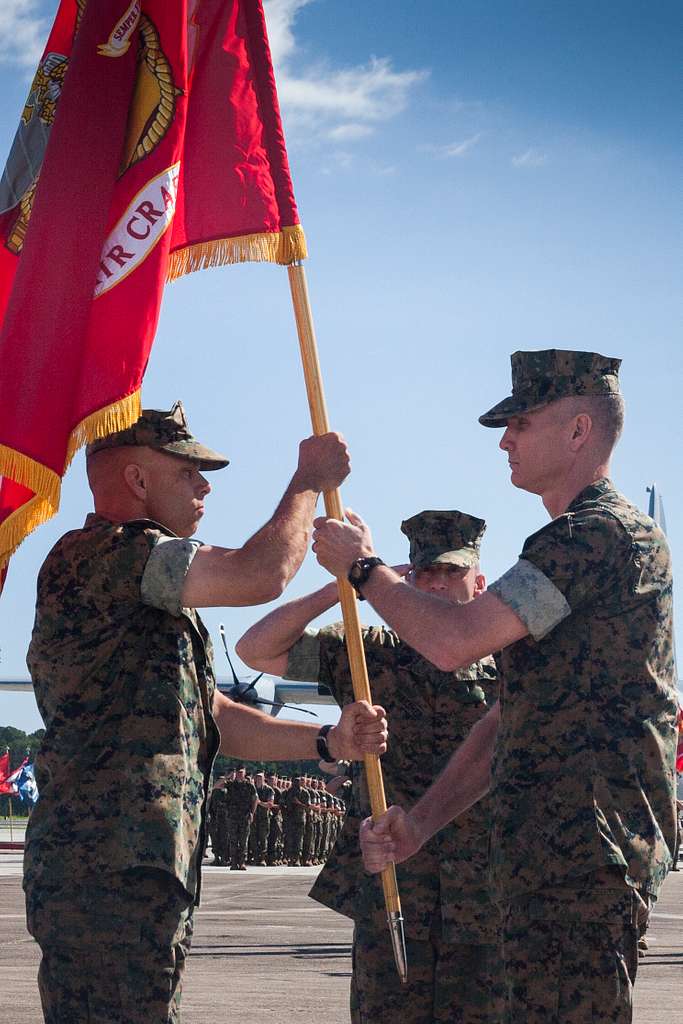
top-left (0, 0), bottom-right (180, 258)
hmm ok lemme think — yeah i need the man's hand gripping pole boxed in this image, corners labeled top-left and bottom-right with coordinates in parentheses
top-left (286, 262), bottom-right (407, 984)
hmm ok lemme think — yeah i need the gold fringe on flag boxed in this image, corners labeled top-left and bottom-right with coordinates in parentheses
top-left (166, 224), bottom-right (307, 281)
top-left (0, 390), bottom-right (142, 571)
top-left (64, 390), bottom-right (142, 470)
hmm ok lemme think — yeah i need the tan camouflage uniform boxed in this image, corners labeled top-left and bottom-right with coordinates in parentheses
top-left (285, 624), bottom-right (504, 1024)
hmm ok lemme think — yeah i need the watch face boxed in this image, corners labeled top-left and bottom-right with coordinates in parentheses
top-left (349, 561), bottom-right (364, 582)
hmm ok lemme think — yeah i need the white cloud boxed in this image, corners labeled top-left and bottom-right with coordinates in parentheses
top-left (422, 133), bottom-right (482, 159)
top-left (264, 0), bottom-right (426, 143)
top-left (0, 0), bottom-right (49, 70)
top-left (327, 123), bottom-right (372, 142)
top-left (512, 148), bottom-right (548, 168)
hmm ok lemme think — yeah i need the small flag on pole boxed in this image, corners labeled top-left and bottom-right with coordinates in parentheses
top-left (16, 763), bottom-right (39, 807)
top-left (0, 0), bottom-right (305, 581)
top-left (0, 756), bottom-right (29, 796)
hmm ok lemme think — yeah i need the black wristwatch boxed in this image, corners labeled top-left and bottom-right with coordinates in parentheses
top-left (316, 723), bottom-right (336, 763)
top-left (347, 556), bottom-right (385, 598)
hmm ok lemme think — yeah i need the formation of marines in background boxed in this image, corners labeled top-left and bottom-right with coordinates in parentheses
top-left (208, 768), bottom-right (349, 869)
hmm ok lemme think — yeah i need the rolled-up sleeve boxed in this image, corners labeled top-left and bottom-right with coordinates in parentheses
top-left (489, 558), bottom-right (571, 641)
top-left (283, 629), bottom-right (322, 682)
top-left (141, 536), bottom-right (201, 616)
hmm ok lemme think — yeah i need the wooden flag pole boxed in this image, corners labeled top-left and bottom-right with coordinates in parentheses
top-left (287, 262), bottom-right (407, 983)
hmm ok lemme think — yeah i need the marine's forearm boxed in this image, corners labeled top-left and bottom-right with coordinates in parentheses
top-left (216, 698), bottom-right (321, 761)
top-left (236, 581), bottom-right (338, 670)
top-left (238, 475), bottom-right (320, 597)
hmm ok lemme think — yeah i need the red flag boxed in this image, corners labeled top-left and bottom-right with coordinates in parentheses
top-left (0, 756), bottom-right (28, 796)
top-left (0, 750), bottom-right (9, 783)
top-left (0, 0), bottom-right (305, 577)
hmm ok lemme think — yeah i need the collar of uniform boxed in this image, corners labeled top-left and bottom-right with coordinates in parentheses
top-left (565, 476), bottom-right (615, 513)
top-left (84, 512), bottom-right (182, 538)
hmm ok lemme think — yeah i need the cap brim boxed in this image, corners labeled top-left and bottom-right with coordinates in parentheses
top-left (413, 550), bottom-right (478, 570)
top-left (163, 440), bottom-right (230, 470)
top-left (478, 393), bottom-right (550, 427)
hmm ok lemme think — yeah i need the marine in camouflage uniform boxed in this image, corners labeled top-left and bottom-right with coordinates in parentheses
top-left (228, 767), bottom-right (258, 870)
top-left (24, 406), bottom-right (230, 1024)
top-left (281, 776), bottom-right (308, 865)
top-left (318, 351), bottom-right (679, 1024)
top-left (318, 783), bottom-right (333, 861)
top-left (238, 511), bottom-right (504, 1023)
top-left (266, 773), bottom-right (284, 865)
top-left (24, 400), bottom-right (367, 1024)
top-left (208, 776), bottom-right (231, 866)
top-left (303, 777), bottom-right (320, 865)
top-left (251, 771), bottom-right (275, 865)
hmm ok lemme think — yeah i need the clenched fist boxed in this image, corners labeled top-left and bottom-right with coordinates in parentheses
top-left (327, 700), bottom-right (388, 760)
top-left (295, 433), bottom-right (351, 493)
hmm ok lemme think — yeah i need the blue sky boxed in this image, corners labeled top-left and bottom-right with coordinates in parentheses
top-left (1, 0), bottom-right (681, 732)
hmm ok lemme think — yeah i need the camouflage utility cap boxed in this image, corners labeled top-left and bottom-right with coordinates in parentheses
top-left (401, 509), bottom-right (486, 570)
top-left (479, 349), bottom-right (622, 427)
top-left (86, 400), bottom-right (229, 470)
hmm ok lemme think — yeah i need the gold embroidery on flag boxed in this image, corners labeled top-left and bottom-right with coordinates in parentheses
top-left (3, 4), bottom-right (87, 255)
top-left (167, 225), bottom-right (308, 279)
top-left (97, 1), bottom-right (142, 58)
top-left (5, 54), bottom-right (68, 255)
top-left (120, 16), bottom-right (181, 175)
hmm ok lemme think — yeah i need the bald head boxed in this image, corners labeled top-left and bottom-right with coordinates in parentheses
top-left (86, 445), bottom-right (210, 536)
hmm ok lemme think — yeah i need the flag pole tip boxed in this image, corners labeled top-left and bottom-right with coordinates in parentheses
top-left (387, 910), bottom-right (408, 984)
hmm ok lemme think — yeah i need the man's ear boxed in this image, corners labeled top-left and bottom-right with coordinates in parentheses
top-left (122, 462), bottom-right (147, 501)
top-left (569, 413), bottom-right (593, 451)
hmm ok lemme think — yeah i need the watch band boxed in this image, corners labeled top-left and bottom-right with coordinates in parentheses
top-left (347, 556), bottom-right (385, 597)
top-left (316, 723), bottom-right (336, 763)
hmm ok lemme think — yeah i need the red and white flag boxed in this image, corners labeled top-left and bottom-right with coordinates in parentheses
top-left (0, 0), bottom-right (305, 584)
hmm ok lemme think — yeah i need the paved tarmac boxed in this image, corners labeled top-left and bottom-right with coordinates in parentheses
top-left (0, 853), bottom-right (681, 1023)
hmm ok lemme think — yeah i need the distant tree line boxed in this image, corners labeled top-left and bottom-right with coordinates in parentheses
top-left (212, 754), bottom-right (322, 780)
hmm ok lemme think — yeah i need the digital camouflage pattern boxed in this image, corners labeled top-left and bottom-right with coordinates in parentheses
top-left (351, 916), bottom-right (504, 1024)
top-left (285, 625), bottom-right (501, 945)
top-left (86, 400), bottom-right (230, 470)
top-left (488, 478), bottom-right (678, 903)
top-left (26, 867), bottom-right (193, 1024)
top-left (26, 868), bottom-right (192, 1024)
top-left (281, 779), bottom-right (308, 865)
top-left (266, 779), bottom-right (284, 864)
top-left (208, 786), bottom-right (229, 866)
top-left (400, 510), bottom-right (487, 570)
top-left (251, 781), bottom-right (274, 863)
top-left (226, 777), bottom-right (257, 868)
top-left (478, 348), bottom-right (622, 426)
top-left (25, 514), bottom-right (220, 903)
top-left (501, 874), bottom-right (641, 1024)
top-left (286, 623), bottom-right (503, 1020)
top-left (303, 782), bottom-right (319, 864)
